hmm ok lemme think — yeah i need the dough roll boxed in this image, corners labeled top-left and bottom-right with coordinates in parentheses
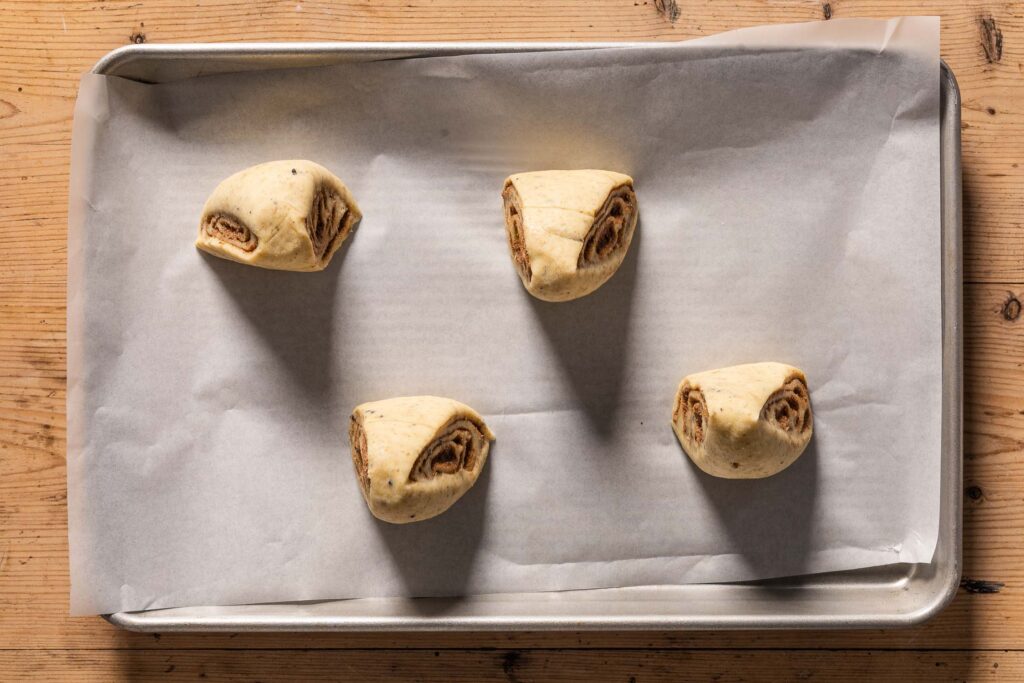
top-left (672, 362), bottom-right (813, 479)
top-left (197, 160), bottom-right (361, 272)
top-left (502, 170), bottom-right (638, 301)
top-left (348, 396), bottom-right (495, 524)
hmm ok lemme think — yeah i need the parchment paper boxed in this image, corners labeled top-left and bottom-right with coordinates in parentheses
top-left (67, 17), bottom-right (942, 615)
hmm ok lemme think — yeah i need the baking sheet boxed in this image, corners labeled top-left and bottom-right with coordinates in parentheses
top-left (68, 17), bottom-right (942, 616)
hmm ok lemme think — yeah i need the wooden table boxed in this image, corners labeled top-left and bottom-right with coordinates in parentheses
top-left (1, 1), bottom-right (1020, 680)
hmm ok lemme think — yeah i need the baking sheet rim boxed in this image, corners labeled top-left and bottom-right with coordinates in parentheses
top-left (83, 41), bottom-right (961, 631)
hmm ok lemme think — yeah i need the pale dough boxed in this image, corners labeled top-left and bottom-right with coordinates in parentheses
top-left (502, 169), bottom-right (639, 302)
top-left (672, 362), bottom-right (813, 479)
top-left (196, 160), bottom-right (362, 272)
top-left (348, 396), bottom-right (495, 524)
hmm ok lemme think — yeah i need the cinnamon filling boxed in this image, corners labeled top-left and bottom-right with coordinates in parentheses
top-left (578, 184), bottom-right (637, 268)
top-left (501, 183), bottom-right (532, 282)
top-left (349, 415), bottom-right (370, 493)
top-left (760, 377), bottom-right (813, 435)
top-left (409, 418), bottom-right (486, 482)
top-left (307, 184), bottom-right (354, 262)
top-left (674, 384), bottom-right (708, 445)
top-left (202, 213), bottom-right (258, 252)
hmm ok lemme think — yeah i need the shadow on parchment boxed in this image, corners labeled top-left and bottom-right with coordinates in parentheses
top-left (691, 431), bottom-right (819, 584)
top-left (527, 220), bottom-right (642, 437)
top-left (371, 446), bottom-right (492, 614)
top-left (200, 239), bottom-right (356, 408)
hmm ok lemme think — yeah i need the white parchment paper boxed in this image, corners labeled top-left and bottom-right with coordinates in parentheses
top-left (67, 17), bottom-right (942, 615)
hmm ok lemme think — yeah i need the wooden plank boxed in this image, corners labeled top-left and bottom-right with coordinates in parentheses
top-left (0, 2), bottom-right (1021, 282)
top-left (0, 284), bottom-right (1018, 650)
top-left (0, 648), bottom-right (1019, 682)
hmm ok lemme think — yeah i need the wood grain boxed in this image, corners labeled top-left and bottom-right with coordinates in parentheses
top-left (2, 0), bottom-right (1023, 680)
top-left (0, 649), bottom-right (1020, 682)
top-left (0, 285), bottom-right (1008, 653)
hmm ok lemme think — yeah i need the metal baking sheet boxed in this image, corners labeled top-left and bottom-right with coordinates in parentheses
top-left (92, 42), bottom-right (961, 631)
